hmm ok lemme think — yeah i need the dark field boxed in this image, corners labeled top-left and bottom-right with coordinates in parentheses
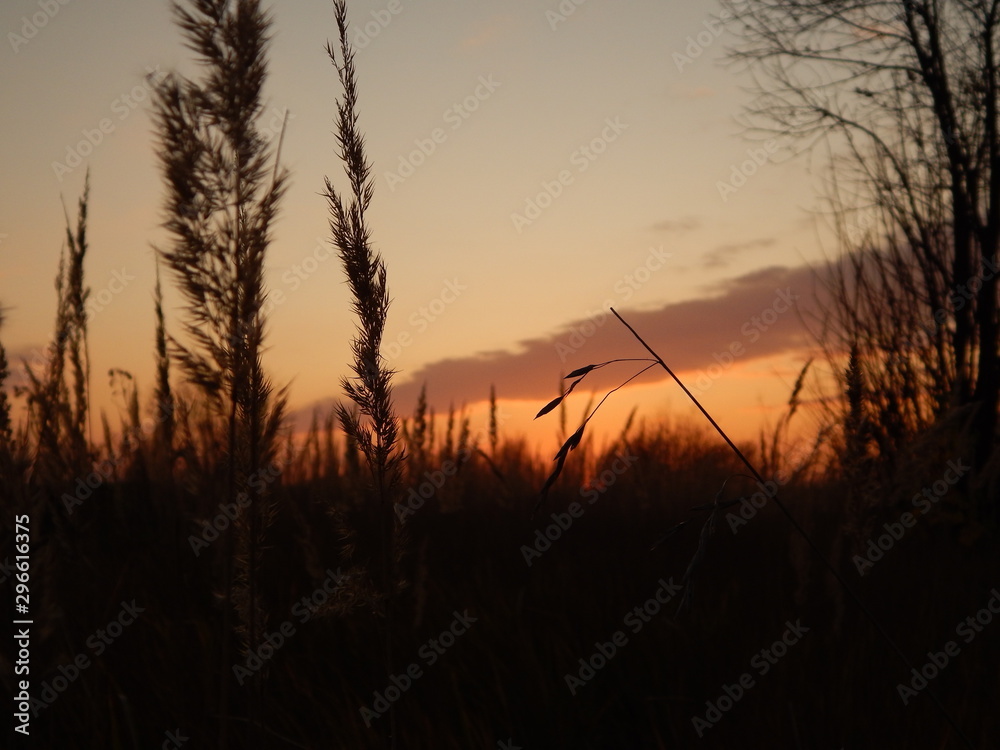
top-left (6, 420), bottom-right (998, 749)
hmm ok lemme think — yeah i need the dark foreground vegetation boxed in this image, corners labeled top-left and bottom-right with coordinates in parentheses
top-left (2, 410), bottom-right (998, 749)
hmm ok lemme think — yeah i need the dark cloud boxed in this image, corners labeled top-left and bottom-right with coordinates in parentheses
top-left (650, 217), bottom-right (700, 233)
top-left (291, 263), bottom-right (824, 424)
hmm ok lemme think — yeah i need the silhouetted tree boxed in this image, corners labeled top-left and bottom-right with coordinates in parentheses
top-left (723, 0), bottom-right (1000, 513)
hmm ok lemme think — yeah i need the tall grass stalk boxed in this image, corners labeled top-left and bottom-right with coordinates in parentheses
top-left (23, 174), bottom-right (92, 485)
top-left (606, 307), bottom-right (974, 749)
top-left (326, 1), bottom-right (405, 745)
top-left (533, 304), bottom-right (973, 747)
top-left (153, 0), bottom-right (288, 744)
top-left (0, 309), bottom-right (11, 453)
top-left (152, 260), bottom-right (175, 482)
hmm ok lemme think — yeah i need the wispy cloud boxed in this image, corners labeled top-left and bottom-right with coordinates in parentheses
top-left (701, 237), bottom-right (776, 269)
top-left (670, 85), bottom-right (717, 100)
top-left (650, 216), bottom-right (700, 233)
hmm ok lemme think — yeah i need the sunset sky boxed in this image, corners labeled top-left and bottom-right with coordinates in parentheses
top-left (0, 0), bottom-right (834, 454)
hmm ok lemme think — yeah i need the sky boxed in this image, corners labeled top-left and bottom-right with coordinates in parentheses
top-left (0, 0), bottom-right (836, 456)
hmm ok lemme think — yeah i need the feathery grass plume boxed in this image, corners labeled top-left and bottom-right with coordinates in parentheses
top-left (152, 260), bottom-right (175, 480)
top-left (0, 306), bottom-right (23, 500)
top-left (405, 383), bottom-right (429, 472)
top-left (7, 179), bottom-right (95, 723)
top-left (843, 344), bottom-right (877, 539)
top-left (326, 0), bottom-right (403, 532)
top-left (22, 175), bottom-right (92, 483)
top-left (0, 308), bottom-right (12, 450)
top-left (428, 404), bottom-right (437, 456)
top-left (443, 401), bottom-right (456, 460)
top-left (489, 383), bottom-right (499, 459)
top-left (466, 386), bottom-right (508, 492)
top-left (108, 368), bottom-right (141, 461)
top-left (60, 175), bottom-right (92, 453)
top-left (326, 1), bottom-right (406, 743)
top-left (456, 407), bottom-right (471, 460)
top-left (323, 408), bottom-right (340, 479)
top-left (757, 357), bottom-right (814, 481)
top-left (152, 0), bottom-right (289, 742)
top-left (304, 410), bottom-right (322, 480)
